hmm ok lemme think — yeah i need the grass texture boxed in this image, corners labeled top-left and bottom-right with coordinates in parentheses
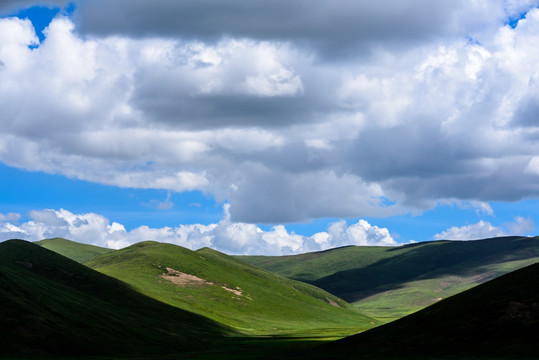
top-left (84, 241), bottom-right (377, 336)
top-left (0, 240), bottom-right (228, 358)
top-left (239, 236), bottom-right (539, 322)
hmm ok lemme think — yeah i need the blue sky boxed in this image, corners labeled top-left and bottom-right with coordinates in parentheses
top-left (1, 1), bottom-right (538, 254)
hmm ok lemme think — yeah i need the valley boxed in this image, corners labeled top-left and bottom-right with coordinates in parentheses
top-left (1, 236), bottom-right (538, 359)
top-left (239, 236), bottom-right (539, 322)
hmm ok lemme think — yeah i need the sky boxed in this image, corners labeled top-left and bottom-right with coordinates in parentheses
top-left (0, 0), bottom-right (538, 255)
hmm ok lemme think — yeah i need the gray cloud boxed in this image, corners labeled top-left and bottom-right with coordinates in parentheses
top-left (134, 93), bottom-right (319, 129)
top-left (345, 117), bottom-right (539, 207)
top-left (1, 3), bottom-right (539, 224)
top-left (0, 0), bottom-right (69, 13)
top-left (221, 168), bottom-right (402, 224)
top-left (74, 0), bottom-right (523, 58)
top-left (513, 95), bottom-right (539, 128)
top-left (0, 212), bottom-right (21, 222)
top-left (127, 38), bottom-right (333, 129)
top-left (0, 0), bottom-right (70, 11)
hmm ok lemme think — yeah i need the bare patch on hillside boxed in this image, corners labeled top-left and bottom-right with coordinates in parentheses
top-left (221, 285), bottom-right (253, 300)
top-left (159, 268), bottom-right (253, 300)
top-left (326, 296), bottom-right (340, 307)
top-left (222, 285), bottom-right (242, 296)
top-left (160, 267), bottom-right (213, 286)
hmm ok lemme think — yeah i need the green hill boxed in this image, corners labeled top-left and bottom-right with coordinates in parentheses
top-left (308, 261), bottom-right (539, 359)
top-left (239, 236), bottom-right (539, 322)
top-left (85, 241), bottom-right (376, 336)
top-left (0, 239), bottom-right (228, 358)
top-left (36, 237), bottom-right (114, 262)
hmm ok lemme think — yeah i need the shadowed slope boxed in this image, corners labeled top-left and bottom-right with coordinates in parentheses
top-left (85, 241), bottom-right (376, 336)
top-left (0, 239), bottom-right (229, 358)
top-left (308, 261), bottom-right (539, 359)
top-left (240, 236), bottom-right (539, 321)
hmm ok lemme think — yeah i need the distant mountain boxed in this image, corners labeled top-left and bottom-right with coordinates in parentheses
top-left (0, 239), bottom-right (228, 358)
top-left (84, 241), bottom-right (376, 336)
top-left (239, 236), bottom-right (539, 322)
top-left (307, 261), bottom-right (539, 359)
top-left (36, 237), bottom-right (114, 262)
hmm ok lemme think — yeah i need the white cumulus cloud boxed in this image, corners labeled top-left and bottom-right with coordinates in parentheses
top-left (433, 216), bottom-right (536, 240)
top-left (505, 216), bottom-right (536, 234)
top-left (0, 207), bottom-right (396, 255)
top-left (0, 212), bottom-right (21, 222)
top-left (1, 3), bottom-right (539, 224)
top-left (433, 221), bottom-right (507, 240)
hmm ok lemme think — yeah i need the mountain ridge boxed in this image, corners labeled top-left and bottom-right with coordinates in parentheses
top-left (238, 236), bottom-right (539, 322)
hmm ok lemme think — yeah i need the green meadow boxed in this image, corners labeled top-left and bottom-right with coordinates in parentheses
top-left (37, 237), bottom-right (114, 262)
top-left (1, 236), bottom-right (538, 359)
top-left (306, 261), bottom-right (539, 359)
top-left (0, 240), bottom-right (228, 358)
top-left (239, 236), bottom-right (539, 322)
top-left (84, 241), bottom-right (376, 336)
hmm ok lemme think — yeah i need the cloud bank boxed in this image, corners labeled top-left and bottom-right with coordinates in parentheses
top-left (2, 207), bottom-right (532, 253)
top-left (0, 208), bottom-right (397, 255)
top-left (434, 216), bottom-right (535, 240)
top-left (1, 1), bottom-right (539, 224)
top-left (74, 0), bottom-right (535, 58)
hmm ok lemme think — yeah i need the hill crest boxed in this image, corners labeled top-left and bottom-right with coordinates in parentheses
top-left (85, 240), bottom-right (376, 336)
top-left (36, 237), bottom-right (114, 262)
top-left (0, 239), bottom-right (227, 357)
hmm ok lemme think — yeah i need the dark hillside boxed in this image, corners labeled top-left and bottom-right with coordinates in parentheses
top-left (0, 239), bottom-right (227, 358)
top-left (240, 236), bottom-right (539, 321)
top-left (313, 236), bottom-right (539, 300)
top-left (309, 261), bottom-right (539, 359)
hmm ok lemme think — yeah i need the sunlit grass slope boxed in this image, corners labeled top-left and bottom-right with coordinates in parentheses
top-left (239, 236), bottom-right (539, 322)
top-left (85, 241), bottom-right (376, 336)
top-left (309, 261), bottom-right (539, 359)
top-left (36, 237), bottom-right (114, 262)
top-left (0, 239), bottom-right (228, 359)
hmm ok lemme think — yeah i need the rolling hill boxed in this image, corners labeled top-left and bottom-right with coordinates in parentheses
top-left (239, 236), bottom-right (539, 322)
top-left (84, 241), bottom-right (376, 336)
top-left (6, 237), bottom-right (538, 359)
top-left (0, 239), bottom-right (228, 358)
top-left (307, 261), bottom-right (539, 359)
top-left (36, 237), bottom-right (114, 262)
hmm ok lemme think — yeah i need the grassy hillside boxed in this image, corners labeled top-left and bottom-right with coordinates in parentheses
top-left (0, 239), bottom-right (228, 358)
top-left (307, 261), bottom-right (539, 359)
top-left (36, 237), bottom-right (114, 262)
top-left (85, 241), bottom-right (376, 336)
top-left (239, 236), bottom-right (539, 322)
